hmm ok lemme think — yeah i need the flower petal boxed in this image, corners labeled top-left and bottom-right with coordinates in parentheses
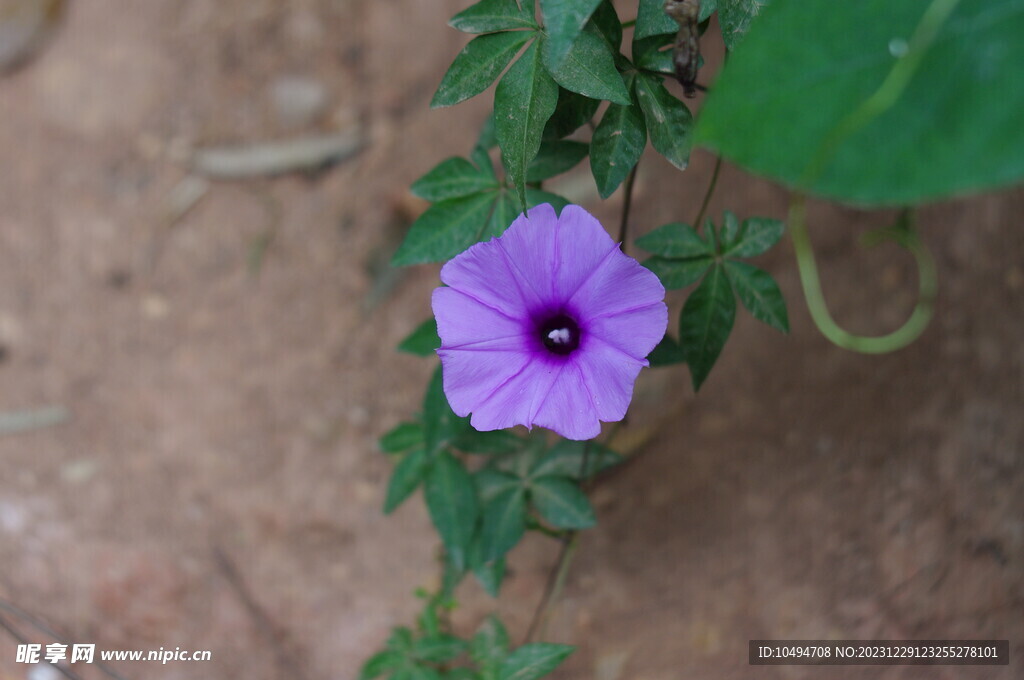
top-left (438, 238), bottom-right (535, 320)
top-left (567, 247), bottom-right (666, 321)
top-left (551, 205), bottom-right (620, 301)
top-left (437, 346), bottom-right (533, 421)
top-left (583, 301), bottom-right (668, 360)
top-left (432, 287), bottom-right (529, 349)
top-left (530, 360), bottom-right (602, 440)
top-left (493, 203), bottom-right (559, 310)
top-left (574, 337), bottom-right (646, 422)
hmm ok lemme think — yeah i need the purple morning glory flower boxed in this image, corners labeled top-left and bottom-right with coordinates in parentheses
top-left (431, 203), bottom-right (668, 440)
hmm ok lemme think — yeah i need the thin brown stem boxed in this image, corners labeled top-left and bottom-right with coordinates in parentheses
top-left (693, 154), bottom-right (723, 230)
top-left (617, 163), bottom-right (640, 249)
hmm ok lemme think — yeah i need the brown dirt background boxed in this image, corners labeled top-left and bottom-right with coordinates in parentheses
top-left (0, 1), bottom-right (1021, 679)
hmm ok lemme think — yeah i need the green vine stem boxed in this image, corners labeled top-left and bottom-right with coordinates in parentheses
top-left (788, 196), bottom-right (937, 353)
top-left (790, 0), bottom-right (959, 352)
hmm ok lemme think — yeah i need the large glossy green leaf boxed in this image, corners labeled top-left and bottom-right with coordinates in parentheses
top-left (479, 486), bottom-right (528, 561)
top-left (539, 0), bottom-right (603, 68)
top-left (526, 140), bottom-right (590, 181)
top-left (634, 73), bottom-right (694, 169)
top-left (432, 31), bottom-right (534, 108)
top-left (392, 191), bottom-right (498, 266)
top-left (724, 260), bottom-right (789, 332)
top-left (499, 643), bottom-right (574, 680)
top-left (543, 25), bottom-right (631, 105)
top-left (398, 318), bottom-right (440, 356)
top-left (384, 448), bottom-right (431, 513)
top-left (449, 0), bottom-right (539, 33)
top-left (495, 40), bottom-right (560, 206)
top-left (679, 263), bottom-right (736, 390)
top-left (424, 451), bottom-right (479, 570)
top-left (697, 0), bottom-right (1024, 205)
top-left (530, 476), bottom-right (596, 529)
top-left (411, 157), bottom-right (497, 201)
top-left (590, 94), bottom-right (646, 198)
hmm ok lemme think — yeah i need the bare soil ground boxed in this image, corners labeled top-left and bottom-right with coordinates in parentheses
top-left (0, 1), bottom-right (1020, 679)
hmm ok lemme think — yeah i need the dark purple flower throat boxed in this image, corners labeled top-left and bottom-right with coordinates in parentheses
top-left (539, 313), bottom-right (580, 356)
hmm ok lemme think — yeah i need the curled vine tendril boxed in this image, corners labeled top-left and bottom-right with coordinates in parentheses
top-left (790, 0), bottom-right (960, 353)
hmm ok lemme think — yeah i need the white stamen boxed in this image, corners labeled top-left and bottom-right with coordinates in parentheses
top-left (547, 328), bottom-right (571, 345)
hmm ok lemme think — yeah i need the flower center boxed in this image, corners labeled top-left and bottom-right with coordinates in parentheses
top-left (539, 314), bottom-right (580, 356)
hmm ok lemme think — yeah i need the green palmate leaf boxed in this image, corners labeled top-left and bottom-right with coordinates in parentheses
top-left (679, 263), bottom-right (736, 390)
top-left (413, 634), bottom-right (467, 663)
top-left (647, 333), bottom-right (687, 366)
top-left (697, 0), bottom-right (1024, 205)
top-left (423, 365), bottom-right (469, 454)
top-left (632, 34), bottom-right (675, 75)
top-left (479, 485), bottom-right (528, 561)
top-left (530, 475), bottom-right (596, 529)
top-left (450, 0), bottom-right (539, 33)
top-left (526, 140), bottom-right (590, 182)
top-left (499, 643), bottom-right (574, 680)
top-left (635, 221), bottom-right (711, 257)
top-left (724, 260), bottom-right (789, 332)
top-left (635, 0), bottom-right (678, 40)
top-left (495, 40), bottom-right (560, 207)
top-left (539, 0), bottom-right (604, 69)
top-left (529, 439), bottom-right (622, 479)
top-left (454, 428), bottom-right (527, 454)
top-left (590, 0), bottom-right (623, 50)
top-left (542, 26), bottom-right (631, 105)
top-left (634, 73), bottom-right (694, 170)
top-left (380, 421), bottom-right (424, 453)
top-left (482, 189), bottom-right (520, 239)
top-left (472, 616), bottom-right (510, 669)
top-left (398, 318), bottom-right (441, 356)
top-left (388, 627), bottom-right (416, 652)
top-left (432, 31), bottom-right (534, 108)
top-left (719, 210), bottom-right (741, 245)
top-left (542, 87), bottom-right (601, 140)
top-left (475, 468), bottom-right (522, 502)
top-left (525, 188), bottom-right (570, 213)
top-left (384, 448), bottom-right (432, 514)
top-left (642, 255), bottom-right (713, 289)
top-left (424, 451), bottom-right (479, 571)
top-left (715, 0), bottom-right (770, 50)
top-left (392, 191), bottom-right (498, 266)
top-left (725, 217), bottom-right (785, 257)
top-left (411, 157), bottom-right (498, 202)
top-left (360, 650), bottom-right (404, 680)
top-left (400, 666), bottom-right (444, 680)
top-left (590, 92), bottom-right (647, 198)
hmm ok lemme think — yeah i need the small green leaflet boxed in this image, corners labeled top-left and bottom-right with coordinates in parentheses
top-left (499, 643), bottom-right (574, 680)
top-left (679, 262), bottom-right (736, 391)
top-left (449, 0), bottom-right (539, 33)
top-left (392, 190), bottom-right (499, 266)
top-left (422, 365), bottom-right (468, 455)
top-left (526, 140), bottom-right (589, 182)
top-left (424, 450), bottom-right (479, 571)
top-left (542, 87), bottom-right (600, 140)
top-left (647, 333), bottom-right (686, 366)
top-left (590, 88), bottom-right (646, 198)
top-left (635, 0), bottom-right (678, 40)
top-left (432, 30), bottom-right (534, 108)
top-left (711, 0), bottom-right (771, 50)
top-left (495, 40), bottom-right (559, 208)
top-left (411, 157), bottom-right (498, 201)
top-left (397, 318), bottom-right (440, 356)
top-left (379, 421), bottom-right (424, 453)
top-left (636, 221), bottom-right (711, 257)
top-left (529, 476), bottom-right (596, 529)
top-left (383, 448), bottom-right (431, 514)
top-left (634, 73), bottom-right (694, 170)
top-left (542, 25), bottom-right (631, 105)
top-left (723, 216), bottom-right (785, 257)
top-left (479, 485), bottom-right (528, 561)
top-left (529, 439), bottom-right (622, 479)
top-left (539, 0), bottom-right (603, 69)
top-left (724, 260), bottom-right (789, 332)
